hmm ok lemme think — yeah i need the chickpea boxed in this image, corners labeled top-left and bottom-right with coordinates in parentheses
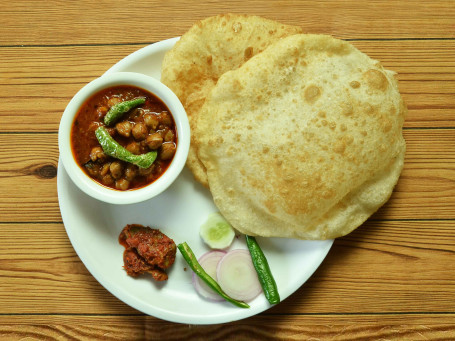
top-left (160, 142), bottom-right (176, 160)
top-left (108, 97), bottom-right (121, 107)
top-left (102, 174), bottom-right (114, 185)
top-left (90, 146), bottom-right (106, 162)
top-left (84, 162), bottom-right (100, 177)
top-left (116, 121), bottom-right (132, 137)
top-left (115, 178), bottom-right (130, 190)
top-left (158, 111), bottom-right (173, 126)
top-left (96, 106), bottom-right (108, 119)
top-left (144, 114), bottom-right (159, 130)
top-left (146, 132), bottom-right (163, 150)
top-left (109, 161), bottom-right (123, 179)
top-left (124, 164), bottom-right (138, 181)
top-left (132, 122), bottom-right (147, 140)
top-left (164, 130), bottom-right (175, 142)
top-left (157, 128), bottom-right (167, 138)
top-left (100, 162), bottom-right (111, 177)
top-left (126, 141), bottom-right (141, 155)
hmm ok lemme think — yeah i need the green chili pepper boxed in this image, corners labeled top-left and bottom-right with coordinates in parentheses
top-left (245, 235), bottom-right (280, 305)
top-left (104, 98), bottom-right (145, 126)
top-left (177, 242), bottom-right (250, 309)
top-left (95, 126), bottom-right (157, 169)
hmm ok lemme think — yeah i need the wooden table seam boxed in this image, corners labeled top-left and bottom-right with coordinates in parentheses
top-left (0, 37), bottom-right (454, 49)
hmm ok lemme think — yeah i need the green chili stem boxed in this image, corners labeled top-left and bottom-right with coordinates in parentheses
top-left (104, 98), bottom-right (145, 126)
top-left (95, 126), bottom-right (157, 169)
top-left (245, 235), bottom-right (280, 305)
top-left (177, 242), bottom-right (250, 309)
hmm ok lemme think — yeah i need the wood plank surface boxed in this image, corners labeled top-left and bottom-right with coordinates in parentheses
top-left (1, 129), bottom-right (454, 222)
top-left (1, 40), bottom-right (454, 132)
top-left (0, 315), bottom-right (454, 340)
top-left (0, 220), bottom-right (453, 314)
top-left (1, 0), bottom-right (454, 338)
top-left (0, 134), bottom-right (59, 222)
top-left (1, 0), bottom-right (454, 46)
top-left (0, 219), bottom-right (453, 340)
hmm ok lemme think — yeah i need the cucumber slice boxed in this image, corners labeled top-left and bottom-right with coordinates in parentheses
top-left (200, 212), bottom-right (235, 249)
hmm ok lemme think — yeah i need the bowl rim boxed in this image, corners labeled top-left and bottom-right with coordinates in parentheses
top-left (58, 71), bottom-right (190, 205)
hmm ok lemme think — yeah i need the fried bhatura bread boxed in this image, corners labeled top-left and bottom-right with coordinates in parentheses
top-left (196, 34), bottom-right (406, 240)
top-left (160, 14), bottom-right (303, 187)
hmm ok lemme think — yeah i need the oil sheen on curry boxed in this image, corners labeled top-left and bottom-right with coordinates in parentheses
top-left (71, 85), bottom-right (177, 191)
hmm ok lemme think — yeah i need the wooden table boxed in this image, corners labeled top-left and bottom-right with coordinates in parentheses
top-left (1, 1), bottom-right (454, 339)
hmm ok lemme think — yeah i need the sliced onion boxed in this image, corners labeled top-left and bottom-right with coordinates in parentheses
top-left (216, 249), bottom-right (262, 302)
top-left (191, 250), bottom-right (227, 301)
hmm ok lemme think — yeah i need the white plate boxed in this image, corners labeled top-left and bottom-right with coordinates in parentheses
top-left (57, 38), bottom-right (333, 325)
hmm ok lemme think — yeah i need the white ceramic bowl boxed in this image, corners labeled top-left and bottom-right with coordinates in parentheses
top-left (58, 72), bottom-right (190, 205)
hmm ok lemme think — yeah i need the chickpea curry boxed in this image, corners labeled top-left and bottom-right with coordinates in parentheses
top-left (71, 85), bottom-right (177, 191)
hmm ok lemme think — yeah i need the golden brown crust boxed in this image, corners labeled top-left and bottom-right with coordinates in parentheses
top-left (160, 14), bottom-right (303, 187)
top-left (196, 34), bottom-right (406, 240)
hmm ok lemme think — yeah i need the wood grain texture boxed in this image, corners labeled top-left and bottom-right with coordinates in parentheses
top-left (1, 0), bottom-right (454, 46)
top-left (1, 0), bottom-right (454, 337)
top-left (1, 129), bottom-right (454, 222)
top-left (0, 134), bottom-right (59, 222)
top-left (0, 220), bottom-right (453, 315)
top-left (0, 315), bottom-right (454, 340)
top-left (0, 45), bottom-right (143, 132)
top-left (1, 41), bottom-right (454, 132)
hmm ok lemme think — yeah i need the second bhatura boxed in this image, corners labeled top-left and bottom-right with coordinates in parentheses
top-left (161, 14), bottom-right (303, 187)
